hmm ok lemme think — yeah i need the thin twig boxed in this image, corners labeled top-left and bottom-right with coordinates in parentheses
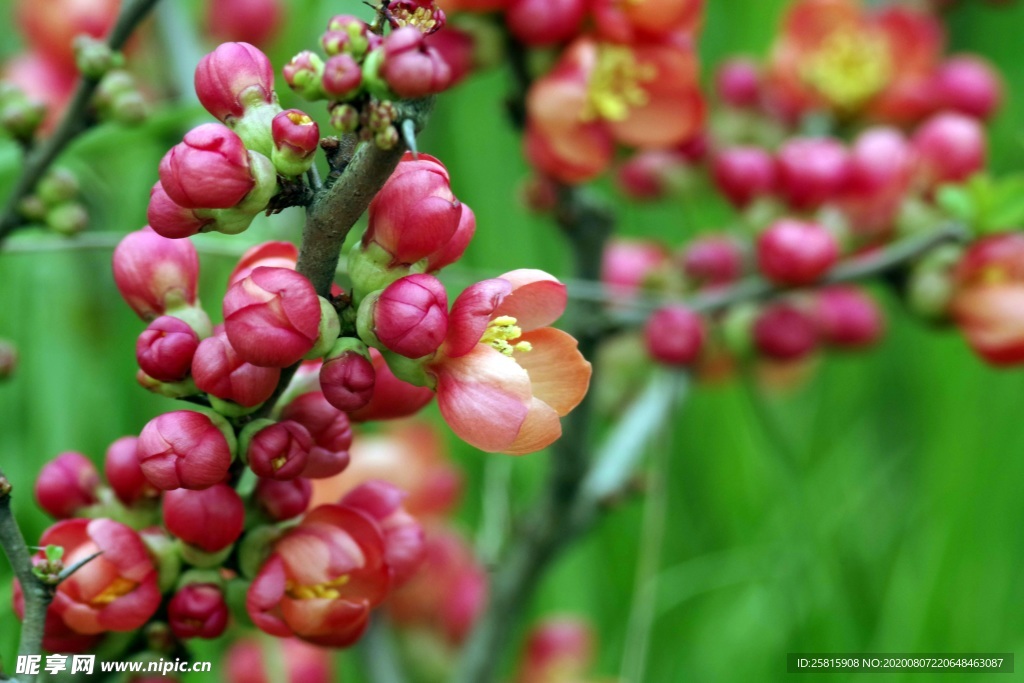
top-left (0, 0), bottom-right (164, 244)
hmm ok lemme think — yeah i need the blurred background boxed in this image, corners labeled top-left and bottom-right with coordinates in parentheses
top-left (2, 0), bottom-right (1024, 681)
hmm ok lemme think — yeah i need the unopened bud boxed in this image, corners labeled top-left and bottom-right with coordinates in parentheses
top-left (74, 36), bottom-right (123, 79)
top-left (283, 51), bottom-right (326, 101)
top-left (320, 338), bottom-right (376, 412)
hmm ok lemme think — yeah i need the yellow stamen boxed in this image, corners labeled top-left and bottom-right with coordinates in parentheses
top-left (582, 45), bottom-right (656, 123)
top-left (285, 574), bottom-right (350, 600)
top-left (801, 29), bottom-right (891, 111)
top-left (271, 455), bottom-right (287, 471)
top-left (90, 577), bottom-right (137, 606)
top-left (395, 7), bottom-right (439, 33)
top-left (980, 266), bottom-right (1008, 285)
top-left (480, 316), bottom-right (532, 356)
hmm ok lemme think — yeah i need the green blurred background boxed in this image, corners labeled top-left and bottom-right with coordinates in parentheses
top-left (3, 0), bottom-right (1024, 681)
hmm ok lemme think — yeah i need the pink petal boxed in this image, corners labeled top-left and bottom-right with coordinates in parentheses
top-left (493, 270), bottom-right (568, 331)
top-left (514, 328), bottom-right (592, 416)
top-left (445, 279), bottom-right (512, 358)
top-left (504, 397), bottom-right (563, 455)
top-left (434, 346), bottom-right (532, 452)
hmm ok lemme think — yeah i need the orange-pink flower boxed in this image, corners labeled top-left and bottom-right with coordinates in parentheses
top-left (525, 35), bottom-right (703, 184)
top-left (425, 269), bottom-right (591, 454)
top-left (952, 234), bottom-right (1024, 366)
top-left (765, 0), bottom-right (944, 124)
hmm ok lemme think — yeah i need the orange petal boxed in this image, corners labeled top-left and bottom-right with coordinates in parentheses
top-left (515, 327), bottom-right (592, 416)
top-left (504, 397), bottom-right (563, 455)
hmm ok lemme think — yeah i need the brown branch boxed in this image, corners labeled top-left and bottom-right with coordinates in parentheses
top-left (0, 0), bottom-right (163, 244)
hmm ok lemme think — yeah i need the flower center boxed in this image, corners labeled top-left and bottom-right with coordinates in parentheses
top-left (90, 577), bottom-right (138, 606)
top-left (393, 7), bottom-right (441, 34)
top-left (285, 574), bottom-right (350, 600)
top-left (480, 316), bottom-right (533, 356)
top-left (801, 29), bottom-right (891, 111)
top-left (583, 45), bottom-right (656, 123)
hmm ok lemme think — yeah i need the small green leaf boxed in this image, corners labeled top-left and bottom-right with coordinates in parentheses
top-left (44, 544), bottom-right (64, 564)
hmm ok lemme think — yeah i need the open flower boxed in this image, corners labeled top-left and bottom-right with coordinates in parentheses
top-left (425, 270), bottom-right (591, 454)
top-left (952, 233), bottom-right (1024, 366)
top-left (246, 505), bottom-right (391, 647)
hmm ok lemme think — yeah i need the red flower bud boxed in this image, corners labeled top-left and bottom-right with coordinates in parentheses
top-left (364, 152), bottom-right (463, 266)
top-left (280, 392), bottom-right (353, 478)
top-left (320, 346), bottom-right (376, 413)
top-left (716, 57), bottom-right (760, 108)
top-left (224, 267), bottom-right (323, 368)
top-left (427, 203), bottom-right (476, 272)
top-left (16, 0), bottom-right (119, 72)
top-left (601, 238), bottom-right (668, 299)
top-left (168, 583), bottom-right (229, 640)
top-left (147, 182), bottom-right (215, 239)
top-left (136, 316), bottom-right (200, 383)
top-left (912, 112), bottom-right (985, 190)
top-left (753, 302), bottom-right (818, 361)
top-left (370, 274), bottom-right (449, 358)
top-left (113, 227), bottom-right (199, 321)
top-left (271, 109), bottom-right (320, 177)
top-left (246, 420), bottom-right (313, 480)
top-left (644, 306), bottom-right (704, 366)
top-left (230, 241), bottom-right (299, 287)
top-left (423, 27), bottom-right (475, 88)
top-left (341, 482), bottom-right (425, 585)
top-left (840, 128), bottom-right (913, 241)
top-left (194, 42), bottom-right (276, 122)
top-left (815, 286), bottom-right (884, 349)
top-left (615, 150), bottom-right (686, 201)
top-left (163, 484), bottom-right (244, 552)
top-left (29, 518), bottom-right (160, 634)
top-left (254, 477), bottom-right (312, 521)
top-left (505, 0), bottom-right (587, 46)
top-left (35, 452), bottom-right (100, 519)
top-left (775, 137), bottom-right (851, 211)
top-left (192, 328), bottom-right (281, 407)
top-left (321, 54), bottom-right (363, 99)
top-left (757, 219), bottom-right (838, 286)
top-left (712, 146), bottom-right (776, 209)
top-left (105, 436), bottom-right (158, 507)
top-left (159, 123), bottom-right (257, 209)
top-left (348, 349), bottom-right (435, 422)
top-left (952, 233), bottom-right (1024, 365)
top-left (516, 618), bottom-right (594, 683)
top-left (933, 55), bottom-right (1002, 121)
top-left (206, 0), bottom-right (283, 49)
top-left (680, 235), bottom-right (745, 287)
top-left (381, 27), bottom-right (452, 98)
top-left (137, 410), bottom-right (235, 490)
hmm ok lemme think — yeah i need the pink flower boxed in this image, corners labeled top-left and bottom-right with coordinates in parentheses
top-left (224, 267), bottom-right (323, 368)
top-left (340, 481), bottom-right (425, 585)
top-left (159, 123), bottom-right (257, 209)
top-left (245, 420), bottom-right (314, 480)
top-left (112, 227), bottom-right (198, 321)
top-left (380, 26), bottom-right (452, 98)
top-left (515, 617), bottom-right (595, 683)
top-left (952, 233), bottom-right (1024, 366)
top-left (194, 42), bottom-right (276, 122)
top-left (246, 505), bottom-right (391, 647)
top-left (426, 270), bottom-right (591, 454)
top-left (280, 392), bottom-right (353, 478)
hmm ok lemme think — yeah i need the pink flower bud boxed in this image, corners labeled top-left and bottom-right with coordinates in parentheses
top-left (680, 235), bottom-right (745, 287)
top-left (912, 112), bottom-right (985, 190)
top-left (757, 219), bottom-right (839, 286)
top-left (712, 146), bottom-right (776, 209)
top-left (271, 109), bottom-right (320, 177)
top-left (364, 152), bottom-right (463, 266)
top-left (194, 42), bottom-right (276, 122)
top-left (341, 481), bottom-right (425, 585)
top-left (245, 420), bottom-right (313, 480)
top-left (113, 227), bottom-right (198, 321)
top-left (321, 54), bottom-right (362, 99)
top-left (136, 316), bottom-right (200, 383)
top-left (775, 137), bottom-right (851, 211)
top-left (516, 618), bottom-right (594, 683)
top-left (320, 344), bottom-right (376, 413)
top-left (427, 203), bottom-right (476, 272)
top-left (147, 182), bottom-right (214, 239)
top-left (933, 55), bottom-right (1002, 121)
top-left (137, 410), bottom-right (235, 490)
top-left (230, 241), bottom-right (299, 287)
top-left (753, 302), bottom-right (818, 361)
top-left (163, 484), bottom-right (245, 552)
top-left (815, 286), bottom-right (884, 349)
top-left (424, 27), bottom-right (475, 88)
top-left (192, 328), bottom-right (281, 407)
top-left (254, 477), bottom-right (312, 521)
top-left (506, 0), bottom-right (587, 46)
top-left (206, 0), bottom-right (283, 49)
top-left (105, 436), bottom-right (158, 507)
top-left (952, 233), bottom-right (1024, 365)
top-left (35, 452), bottom-right (100, 519)
top-left (601, 238), bottom-right (668, 299)
top-left (716, 57), bottom-right (760, 108)
top-left (322, 15), bottom-right (375, 57)
top-left (349, 348), bottom-right (435, 422)
top-left (168, 583), bottom-right (229, 640)
top-left (370, 274), bottom-right (449, 358)
top-left (224, 267), bottom-right (323, 368)
top-left (615, 150), bottom-right (686, 201)
top-left (644, 306), bottom-right (704, 366)
top-left (159, 123), bottom-right (256, 209)
top-left (280, 392), bottom-right (353, 478)
top-left (283, 51), bottom-right (325, 100)
top-left (381, 27), bottom-right (452, 98)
